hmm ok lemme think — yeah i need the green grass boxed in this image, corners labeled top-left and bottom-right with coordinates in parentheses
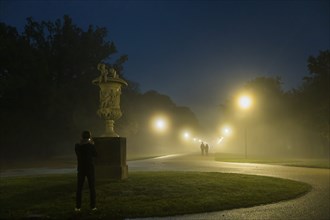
top-left (214, 154), bottom-right (330, 169)
top-left (0, 171), bottom-right (311, 219)
top-left (0, 155), bottom-right (161, 171)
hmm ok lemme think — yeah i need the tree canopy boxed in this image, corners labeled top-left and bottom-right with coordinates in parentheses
top-left (0, 16), bottom-right (201, 159)
top-left (219, 50), bottom-right (329, 157)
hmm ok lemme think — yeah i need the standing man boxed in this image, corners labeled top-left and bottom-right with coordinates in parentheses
top-left (200, 142), bottom-right (205, 155)
top-left (205, 143), bottom-right (209, 156)
top-left (75, 130), bottom-right (97, 212)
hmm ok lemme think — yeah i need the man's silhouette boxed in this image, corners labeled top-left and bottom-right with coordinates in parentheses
top-left (75, 130), bottom-right (97, 212)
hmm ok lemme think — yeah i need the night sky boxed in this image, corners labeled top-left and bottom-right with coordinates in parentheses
top-left (1, 0), bottom-right (329, 127)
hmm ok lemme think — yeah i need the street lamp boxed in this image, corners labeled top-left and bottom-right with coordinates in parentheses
top-left (156, 119), bottom-right (166, 130)
top-left (222, 126), bottom-right (232, 136)
top-left (183, 131), bottom-right (190, 140)
top-left (238, 95), bottom-right (252, 109)
top-left (238, 95), bottom-right (252, 159)
top-left (152, 116), bottom-right (169, 133)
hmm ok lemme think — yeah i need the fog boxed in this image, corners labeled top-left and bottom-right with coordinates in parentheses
top-left (122, 102), bottom-right (328, 160)
top-left (215, 118), bottom-right (328, 159)
top-left (1, 77), bottom-right (328, 163)
top-left (129, 71), bottom-right (329, 160)
top-left (0, 21), bottom-right (328, 163)
top-left (1, 84), bottom-right (328, 163)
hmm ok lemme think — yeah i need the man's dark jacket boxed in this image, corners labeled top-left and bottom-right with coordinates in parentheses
top-left (75, 141), bottom-right (97, 172)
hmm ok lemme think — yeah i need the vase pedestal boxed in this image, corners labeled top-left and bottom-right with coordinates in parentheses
top-left (93, 137), bottom-right (128, 180)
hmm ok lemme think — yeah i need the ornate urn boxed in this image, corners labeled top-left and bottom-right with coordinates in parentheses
top-left (92, 63), bottom-right (128, 137)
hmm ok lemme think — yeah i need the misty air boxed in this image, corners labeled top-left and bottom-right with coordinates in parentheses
top-left (0, 1), bottom-right (329, 219)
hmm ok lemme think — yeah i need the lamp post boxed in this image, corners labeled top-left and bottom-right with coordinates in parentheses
top-left (222, 126), bottom-right (232, 137)
top-left (183, 131), bottom-right (190, 140)
top-left (152, 116), bottom-right (169, 134)
top-left (150, 115), bottom-right (170, 154)
top-left (238, 95), bottom-right (252, 159)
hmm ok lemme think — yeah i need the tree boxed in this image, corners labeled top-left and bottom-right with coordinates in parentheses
top-left (0, 16), bottom-right (201, 159)
top-left (296, 50), bottom-right (330, 154)
top-left (119, 90), bottom-right (201, 156)
top-left (219, 76), bottom-right (299, 156)
top-left (219, 51), bottom-right (330, 157)
top-left (0, 15), bottom-right (125, 159)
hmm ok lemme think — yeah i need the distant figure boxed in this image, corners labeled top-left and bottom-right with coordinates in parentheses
top-left (200, 142), bottom-right (205, 155)
top-left (205, 144), bottom-right (209, 156)
top-left (75, 130), bottom-right (97, 212)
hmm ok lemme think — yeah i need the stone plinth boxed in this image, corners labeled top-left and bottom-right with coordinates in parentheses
top-left (93, 137), bottom-right (128, 180)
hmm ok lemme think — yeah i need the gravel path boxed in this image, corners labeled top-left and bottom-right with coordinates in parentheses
top-left (128, 154), bottom-right (330, 220)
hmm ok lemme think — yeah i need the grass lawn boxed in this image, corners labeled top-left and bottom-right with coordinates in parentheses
top-left (0, 155), bottom-right (162, 171)
top-left (0, 171), bottom-right (311, 219)
top-left (214, 153), bottom-right (330, 169)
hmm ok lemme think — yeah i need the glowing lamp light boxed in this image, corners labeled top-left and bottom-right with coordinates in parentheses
top-left (156, 119), bottom-right (165, 129)
top-left (152, 116), bottom-right (169, 133)
top-left (223, 127), bottom-right (232, 136)
top-left (238, 95), bottom-right (252, 109)
top-left (237, 94), bottom-right (253, 159)
top-left (217, 137), bottom-right (224, 144)
top-left (183, 132), bottom-right (190, 140)
top-left (220, 124), bottom-right (232, 137)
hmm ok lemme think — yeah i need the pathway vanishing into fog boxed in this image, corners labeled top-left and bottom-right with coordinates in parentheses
top-left (128, 154), bottom-right (330, 220)
top-left (1, 154), bottom-right (329, 220)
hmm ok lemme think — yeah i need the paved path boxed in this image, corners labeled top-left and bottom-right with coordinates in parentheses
top-left (1, 154), bottom-right (329, 219)
top-left (128, 154), bottom-right (330, 220)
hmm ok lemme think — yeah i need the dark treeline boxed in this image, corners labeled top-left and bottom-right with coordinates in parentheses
top-left (0, 16), bottom-right (201, 160)
top-left (220, 50), bottom-right (329, 158)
